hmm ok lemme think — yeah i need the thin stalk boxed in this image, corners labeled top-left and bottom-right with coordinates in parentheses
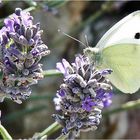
top-left (56, 133), bottom-right (68, 140)
top-left (43, 69), bottom-right (62, 77)
top-left (35, 121), bottom-right (62, 139)
top-left (35, 98), bottom-right (140, 139)
top-left (0, 124), bottom-right (12, 140)
top-left (103, 98), bottom-right (140, 116)
top-left (28, 95), bottom-right (53, 101)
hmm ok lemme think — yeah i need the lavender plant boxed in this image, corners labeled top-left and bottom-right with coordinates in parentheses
top-left (0, 8), bottom-right (50, 103)
top-left (53, 55), bottom-right (113, 139)
top-left (0, 3), bottom-right (139, 140)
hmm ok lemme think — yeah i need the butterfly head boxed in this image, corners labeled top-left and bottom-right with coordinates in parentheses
top-left (84, 47), bottom-right (101, 66)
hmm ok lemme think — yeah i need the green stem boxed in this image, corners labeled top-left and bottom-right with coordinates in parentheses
top-left (23, 6), bottom-right (36, 13)
top-left (35, 99), bottom-right (140, 139)
top-left (43, 69), bottom-right (62, 77)
top-left (103, 98), bottom-right (140, 116)
top-left (36, 122), bottom-right (62, 139)
top-left (56, 133), bottom-right (68, 140)
top-left (0, 124), bottom-right (12, 140)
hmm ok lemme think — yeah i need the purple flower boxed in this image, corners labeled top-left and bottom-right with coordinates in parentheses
top-left (102, 92), bottom-right (112, 107)
top-left (96, 89), bottom-right (112, 107)
top-left (56, 59), bottom-right (73, 76)
top-left (58, 89), bottom-right (66, 97)
top-left (100, 69), bottom-right (113, 75)
top-left (53, 55), bottom-right (113, 139)
top-left (4, 18), bottom-right (15, 32)
top-left (0, 8), bottom-right (50, 103)
top-left (0, 27), bottom-right (8, 45)
top-left (82, 97), bottom-right (95, 112)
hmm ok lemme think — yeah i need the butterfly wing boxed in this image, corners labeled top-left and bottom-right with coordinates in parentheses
top-left (96, 11), bottom-right (140, 50)
top-left (99, 43), bottom-right (140, 93)
top-left (84, 11), bottom-right (140, 93)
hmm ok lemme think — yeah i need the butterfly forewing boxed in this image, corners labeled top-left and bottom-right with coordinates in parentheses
top-left (96, 11), bottom-right (140, 50)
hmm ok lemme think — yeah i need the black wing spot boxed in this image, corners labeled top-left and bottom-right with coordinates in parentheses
top-left (134, 32), bottom-right (140, 39)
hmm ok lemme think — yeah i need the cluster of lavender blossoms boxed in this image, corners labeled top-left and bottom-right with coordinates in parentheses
top-left (0, 8), bottom-right (50, 103)
top-left (53, 55), bottom-right (113, 139)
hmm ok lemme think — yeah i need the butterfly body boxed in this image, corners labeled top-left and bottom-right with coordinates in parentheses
top-left (84, 11), bottom-right (140, 94)
top-left (84, 47), bottom-right (102, 66)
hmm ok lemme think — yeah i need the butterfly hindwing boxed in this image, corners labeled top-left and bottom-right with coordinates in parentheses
top-left (100, 43), bottom-right (140, 93)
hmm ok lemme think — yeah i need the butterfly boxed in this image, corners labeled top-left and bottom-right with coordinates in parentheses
top-left (84, 11), bottom-right (140, 94)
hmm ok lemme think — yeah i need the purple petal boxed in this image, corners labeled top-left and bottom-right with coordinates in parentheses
top-left (59, 89), bottom-right (66, 97)
top-left (0, 27), bottom-right (8, 45)
top-left (89, 101), bottom-right (96, 106)
top-left (31, 49), bottom-right (39, 56)
top-left (15, 8), bottom-right (22, 16)
top-left (0, 26), bottom-right (7, 33)
top-left (56, 62), bottom-right (66, 74)
top-left (100, 69), bottom-right (113, 75)
top-left (8, 47), bottom-right (21, 56)
top-left (85, 105), bottom-right (92, 112)
top-left (96, 88), bottom-right (106, 98)
top-left (12, 14), bottom-right (20, 25)
top-left (4, 18), bottom-right (15, 32)
top-left (82, 97), bottom-right (95, 112)
top-left (57, 59), bottom-right (73, 76)
top-left (103, 99), bottom-right (112, 107)
top-left (62, 59), bottom-right (72, 74)
top-left (102, 91), bottom-right (113, 107)
top-left (21, 11), bottom-right (33, 26)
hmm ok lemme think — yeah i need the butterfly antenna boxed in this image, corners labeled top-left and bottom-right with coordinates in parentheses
top-left (58, 29), bottom-right (87, 48)
top-left (84, 35), bottom-right (90, 47)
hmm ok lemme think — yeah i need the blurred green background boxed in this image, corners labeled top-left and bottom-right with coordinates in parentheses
top-left (0, 0), bottom-right (140, 139)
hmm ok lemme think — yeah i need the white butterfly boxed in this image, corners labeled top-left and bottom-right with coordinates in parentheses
top-left (84, 11), bottom-right (140, 94)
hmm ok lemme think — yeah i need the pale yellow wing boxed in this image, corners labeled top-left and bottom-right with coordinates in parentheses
top-left (100, 43), bottom-right (140, 93)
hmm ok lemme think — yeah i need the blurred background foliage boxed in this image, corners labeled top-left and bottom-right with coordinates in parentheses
top-left (0, 0), bottom-right (140, 139)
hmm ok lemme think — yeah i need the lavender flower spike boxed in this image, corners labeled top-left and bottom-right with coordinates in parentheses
top-left (0, 8), bottom-right (50, 103)
top-left (53, 55), bottom-right (113, 139)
